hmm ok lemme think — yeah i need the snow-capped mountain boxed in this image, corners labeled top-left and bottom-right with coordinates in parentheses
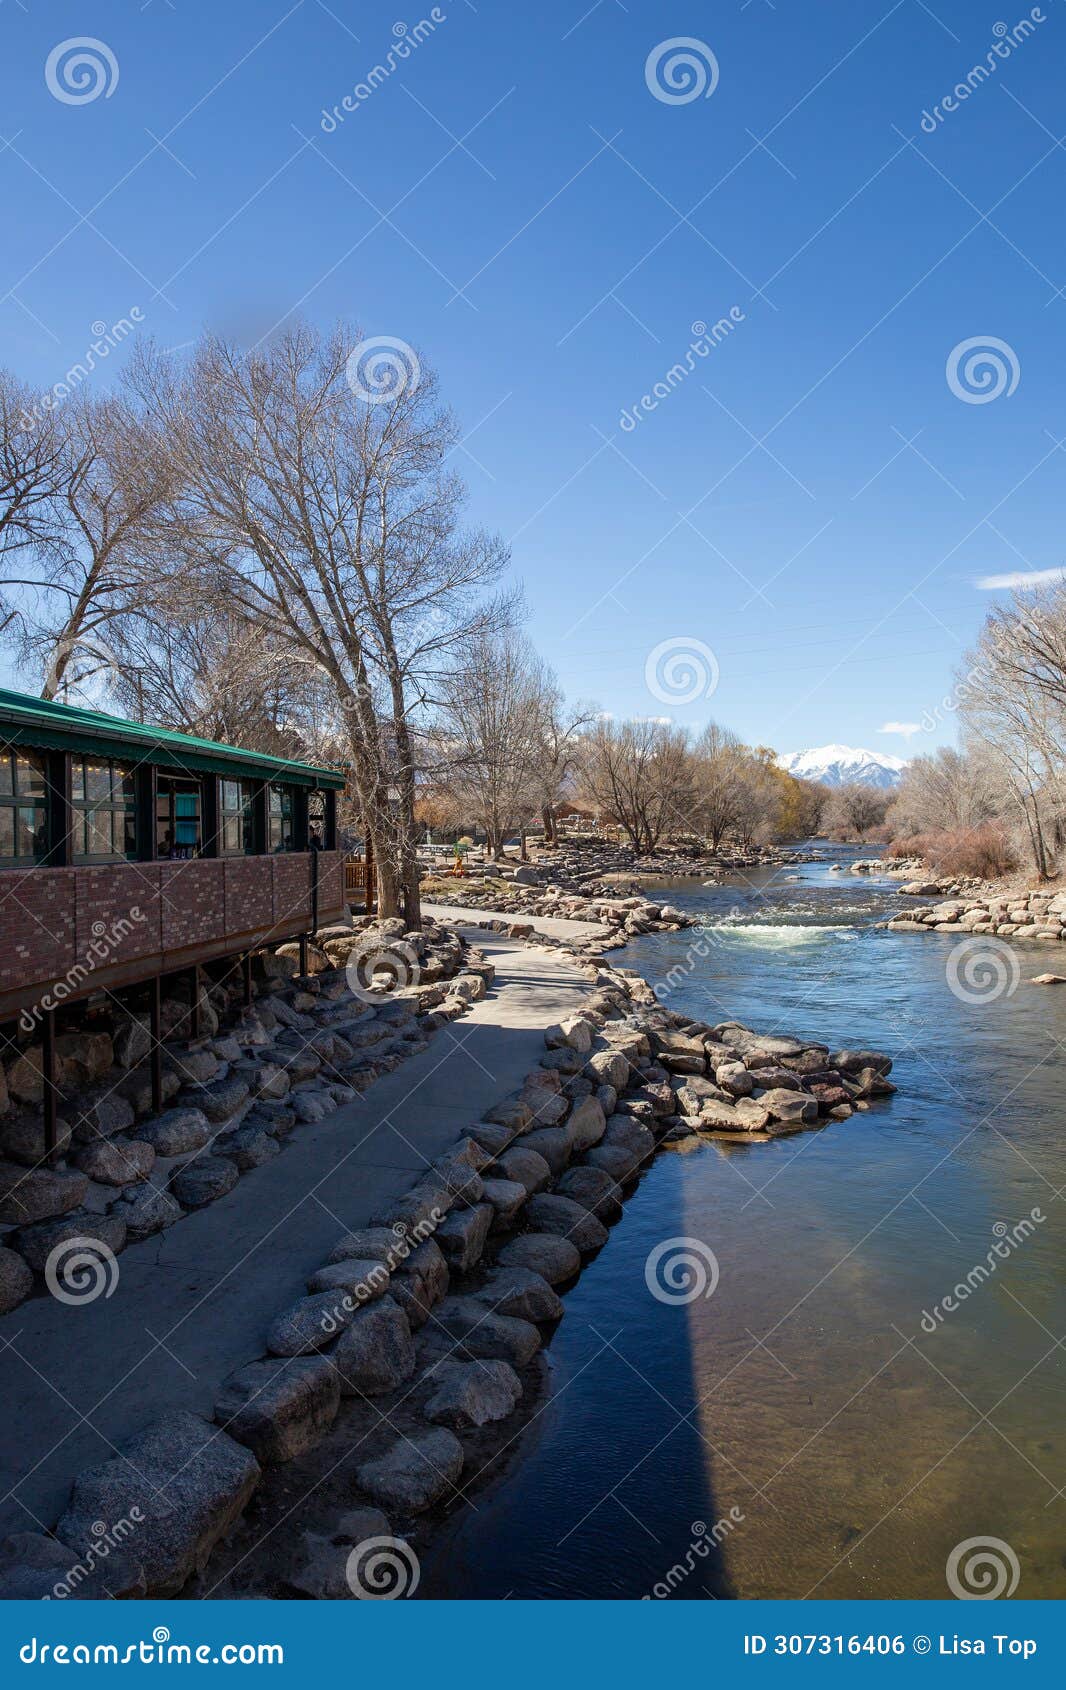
top-left (776, 745), bottom-right (908, 789)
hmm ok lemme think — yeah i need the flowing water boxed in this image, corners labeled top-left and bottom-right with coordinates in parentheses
top-left (418, 847), bottom-right (1066, 1600)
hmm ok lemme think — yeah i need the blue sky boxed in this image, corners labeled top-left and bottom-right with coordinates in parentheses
top-left (2, 0), bottom-right (1064, 758)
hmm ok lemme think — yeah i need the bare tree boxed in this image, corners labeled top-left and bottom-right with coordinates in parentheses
top-left (126, 323), bottom-right (511, 925)
top-left (527, 669), bottom-right (595, 848)
top-left (576, 717), bottom-right (691, 853)
top-left (432, 632), bottom-right (543, 858)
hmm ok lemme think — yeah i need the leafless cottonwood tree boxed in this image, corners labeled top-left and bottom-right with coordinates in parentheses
top-left (432, 632), bottom-right (545, 858)
top-left (0, 386), bottom-right (172, 701)
top-left (527, 673), bottom-right (596, 849)
top-left (576, 717), bottom-right (692, 853)
top-left (0, 372), bottom-right (68, 632)
top-left (126, 323), bottom-right (511, 924)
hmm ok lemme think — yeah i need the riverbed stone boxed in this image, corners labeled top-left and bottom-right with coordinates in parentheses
top-left (215, 1356), bottom-right (340, 1463)
top-left (355, 1428), bottom-right (464, 1514)
top-left (525, 1193), bottom-right (608, 1254)
top-left (330, 1295), bottom-right (416, 1396)
top-left (422, 1358), bottom-right (523, 1429)
top-left (56, 1411), bottom-right (260, 1598)
top-left (0, 1244), bottom-right (33, 1314)
top-left (169, 1156), bottom-right (240, 1211)
top-left (496, 1231), bottom-right (581, 1284)
top-left (436, 1203), bottom-right (494, 1273)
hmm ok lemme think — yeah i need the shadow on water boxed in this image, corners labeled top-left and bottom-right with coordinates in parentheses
top-left (416, 1146), bottom-right (737, 1599)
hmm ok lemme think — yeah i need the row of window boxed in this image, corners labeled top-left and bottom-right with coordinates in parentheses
top-left (0, 750), bottom-right (329, 868)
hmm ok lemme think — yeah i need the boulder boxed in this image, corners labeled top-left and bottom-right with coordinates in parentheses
top-left (330, 1296), bottom-right (416, 1396)
top-left (524, 1193), bottom-right (608, 1254)
top-left (56, 1411), bottom-right (259, 1598)
top-left (758, 1088), bottom-right (819, 1125)
top-left (422, 1358), bottom-right (522, 1429)
top-left (480, 1176), bottom-right (528, 1229)
top-left (326, 1227), bottom-right (399, 1266)
top-left (495, 1147), bottom-right (552, 1198)
top-left (178, 1076), bottom-right (249, 1124)
top-left (55, 1031), bottom-right (114, 1086)
top-left (545, 1015), bottom-right (593, 1053)
top-left (521, 1085), bottom-right (568, 1127)
top-left (830, 1048), bottom-right (892, 1076)
top-left (469, 1265), bottom-right (563, 1323)
top-left (212, 1124), bottom-right (281, 1171)
top-left (355, 1428), bottom-right (463, 1514)
top-left (112, 1014), bottom-right (152, 1069)
top-left (11, 1209), bottom-right (126, 1275)
top-left (267, 1290), bottom-right (358, 1357)
top-left (436, 1203), bottom-right (494, 1273)
top-left (307, 1258), bottom-right (390, 1303)
top-left (556, 1164), bottom-right (624, 1223)
top-left (0, 1110), bottom-right (73, 1166)
top-left (138, 1108), bottom-right (211, 1157)
top-left (0, 1161), bottom-right (87, 1227)
top-left (587, 1049), bottom-right (630, 1090)
top-left (467, 1122), bottom-right (514, 1156)
top-left (432, 1295), bottom-right (541, 1366)
top-left (169, 1157), bottom-right (240, 1211)
top-left (71, 1092), bottom-right (136, 1142)
top-left (111, 1184), bottom-right (183, 1242)
top-left (483, 1098), bottom-right (532, 1133)
top-left (215, 1356), bottom-right (340, 1464)
top-left (0, 1530), bottom-right (144, 1600)
top-left (521, 1126), bottom-right (572, 1176)
top-left (73, 1138), bottom-right (155, 1186)
top-left (715, 1061), bottom-right (754, 1098)
top-left (0, 1244), bottom-right (33, 1315)
top-left (567, 1096), bottom-right (607, 1151)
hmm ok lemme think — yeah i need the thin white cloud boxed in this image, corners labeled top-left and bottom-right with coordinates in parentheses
top-left (879, 721), bottom-right (922, 738)
top-left (975, 566), bottom-right (1066, 590)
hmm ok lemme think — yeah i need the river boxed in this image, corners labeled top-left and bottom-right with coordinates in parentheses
top-left (418, 846), bottom-right (1066, 1600)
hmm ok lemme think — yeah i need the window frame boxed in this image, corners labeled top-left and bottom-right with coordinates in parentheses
top-left (70, 756), bottom-right (137, 864)
top-left (0, 749), bottom-right (50, 868)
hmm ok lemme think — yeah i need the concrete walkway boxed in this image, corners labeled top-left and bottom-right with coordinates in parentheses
top-left (421, 900), bottom-right (606, 942)
top-left (0, 930), bottom-right (593, 1539)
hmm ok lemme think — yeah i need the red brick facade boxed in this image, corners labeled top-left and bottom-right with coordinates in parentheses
top-left (0, 851), bottom-right (343, 1020)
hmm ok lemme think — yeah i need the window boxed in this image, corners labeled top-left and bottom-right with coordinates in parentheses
top-left (0, 750), bottom-right (49, 866)
top-left (71, 758), bottom-right (135, 861)
top-left (220, 779), bottom-right (256, 855)
top-left (156, 776), bottom-right (203, 859)
top-left (268, 784), bottom-right (294, 853)
top-left (307, 789), bottom-right (327, 851)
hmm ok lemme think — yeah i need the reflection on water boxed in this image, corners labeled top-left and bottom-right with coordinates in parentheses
top-left (418, 847), bottom-right (1066, 1600)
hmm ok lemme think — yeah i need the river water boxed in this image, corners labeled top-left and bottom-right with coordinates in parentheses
top-left (419, 847), bottom-right (1066, 1600)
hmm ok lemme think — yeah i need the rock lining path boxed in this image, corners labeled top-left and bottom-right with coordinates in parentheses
top-left (0, 929), bottom-right (594, 1538)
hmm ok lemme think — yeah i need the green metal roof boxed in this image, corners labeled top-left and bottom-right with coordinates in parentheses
top-left (0, 687), bottom-right (345, 790)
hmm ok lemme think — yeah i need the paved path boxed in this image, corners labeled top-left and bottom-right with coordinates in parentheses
top-left (0, 931), bottom-right (592, 1539)
top-left (421, 900), bottom-right (606, 941)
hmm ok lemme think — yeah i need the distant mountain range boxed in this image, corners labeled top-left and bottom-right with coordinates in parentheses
top-left (776, 744), bottom-right (908, 789)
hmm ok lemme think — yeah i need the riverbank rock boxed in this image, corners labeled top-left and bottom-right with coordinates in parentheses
top-left (436, 1203), bottom-right (494, 1272)
top-left (470, 1265), bottom-right (563, 1323)
top-left (56, 1411), bottom-right (260, 1598)
top-left (330, 1296), bottom-right (416, 1396)
top-left (214, 1357), bottom-right (340, 1464)
top-left (525, 1193), bottom-right (609, 1254)
top-left (355, 1429), bottom-right (464, 1514)
top-left (422, 1358), bottom-right (523, 1429)
top-left (0, 1245), bottom-right (33, 1315)
top-left (266, 1291), bottom-right (356, 1357)
top-left (0, 1531), bottom-right (145, 1600)
top-left (496, 1231), bottom-right (581, 1284)
top-left (433, 1295), bottom-right (541, 1366)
